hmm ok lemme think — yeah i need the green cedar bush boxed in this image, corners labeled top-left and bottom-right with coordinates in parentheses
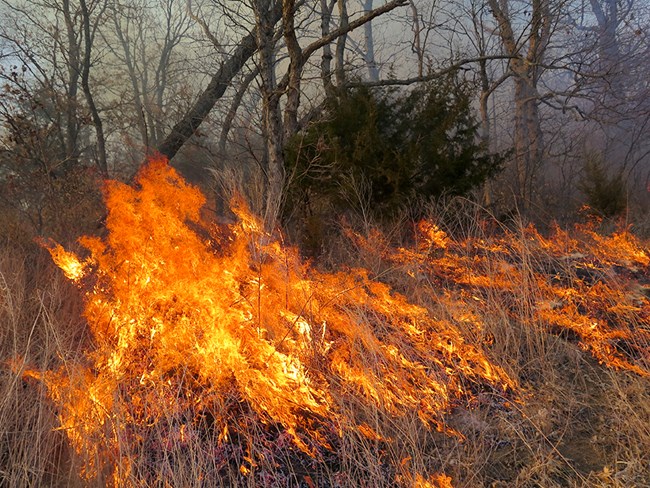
top-left (284, 75), bottom-right (504, 223)
top-left (579, 155), bottom-right (627, 218)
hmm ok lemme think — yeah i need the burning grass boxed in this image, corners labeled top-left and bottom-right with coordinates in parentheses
top-left (356, 217), bottom-right (650, 378)
top-left (1, 158), bottom-right (649, 487)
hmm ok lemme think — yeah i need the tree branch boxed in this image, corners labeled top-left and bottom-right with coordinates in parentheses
top-left (346, 55), bottom-right (516, 87)
top-left (156, 4), bottom-right (282, 160)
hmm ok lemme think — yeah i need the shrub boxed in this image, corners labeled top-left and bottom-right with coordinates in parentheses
top-left (579, 154), bottom-right (627, 218)
top-left (284, 75), bottom-right (504, 226)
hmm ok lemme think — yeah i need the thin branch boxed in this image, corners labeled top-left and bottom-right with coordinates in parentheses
top-left (346, 55), bottom-right (516, 87)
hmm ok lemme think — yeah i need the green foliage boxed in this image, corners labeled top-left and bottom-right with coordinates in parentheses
top-left (579, 155), bottom-right (627, 218)
top-left (284, 76), bottom-right (504, 224)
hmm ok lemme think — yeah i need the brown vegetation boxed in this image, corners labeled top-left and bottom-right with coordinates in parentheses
top-left (1, 160), bottom-right (648, 487)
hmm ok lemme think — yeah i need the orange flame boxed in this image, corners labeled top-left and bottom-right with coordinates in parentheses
top-left (29, 157), bottom-right (649, 485)
top-left (41, 239), bottom-right (88, 281)
top-left (377, 219), bottom-right (650, 377)
top-left (31, 158), bottom-right (513, 485)
top-left (414, 472), bottom-right (454, 488)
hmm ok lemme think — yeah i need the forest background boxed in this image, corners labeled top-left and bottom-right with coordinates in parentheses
top-left (1, 0), bottom-right (649, 242)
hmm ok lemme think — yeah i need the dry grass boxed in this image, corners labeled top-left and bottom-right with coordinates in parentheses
top-left (1, 200), bottom-right (649, 487)
top-left (0, 249), bottom-right (87, 487)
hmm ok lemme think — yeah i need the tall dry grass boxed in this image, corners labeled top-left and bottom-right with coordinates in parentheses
top-left (0, 247), bottom-right (88, 487)
top-left (1, 200), bottom-right (649, 487)
top-left (335, 203), bottom-right (650, 487)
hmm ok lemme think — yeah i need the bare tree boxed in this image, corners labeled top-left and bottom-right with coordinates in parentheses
top-left (568, 0), bottom-right (650, 179)
top-left (486, 0), bottom-right (558, 211)
top-left (157, 0), bottom-right (408, 227)
top-left (0, 0), bottom-right (108, 175)
top-left (109, 0), bottom-right (192, 150)
top-left (8, 0), bottom-right (644, 227)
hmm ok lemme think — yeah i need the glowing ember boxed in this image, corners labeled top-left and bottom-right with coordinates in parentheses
top-left (31, 158), bottom-right (512, 485)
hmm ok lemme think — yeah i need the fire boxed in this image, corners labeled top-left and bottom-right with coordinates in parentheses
top-left (31, 158), bottom-right (515, 485)
top-left (41, 240), bottom-right (88, 281)
top-left (26, 157), bottom-right (649, 485)
top-left (377, 220), bottom-right (650, 377)
top-left (414, 472), bottom-right (454, 488)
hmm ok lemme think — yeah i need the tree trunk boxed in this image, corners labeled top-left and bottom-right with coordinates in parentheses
top-left (80, 0), bottom-right (108, 177)
top-left (62, 0), bottom-right (81, 169)
top-left (156, 7), bottom-right (281, 161)
top-left (362, 0), bottom-right (380, 81)
top-left (255, 0), bottom-right (285, 229)
top-left (408, 0), bottom-right (424, 78)
top-left (487, 0), bottom-right (550, 213)
top-left (283, 0), bottom-right (304, 139)
top-left (335, 0), bottom-right (349, 86)
top-left (478, 59), bottom-right (492, 206)
top-left (512, 75), bottom-right (542, 207)
top-left (320, 0), bottom-right (336, 96)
